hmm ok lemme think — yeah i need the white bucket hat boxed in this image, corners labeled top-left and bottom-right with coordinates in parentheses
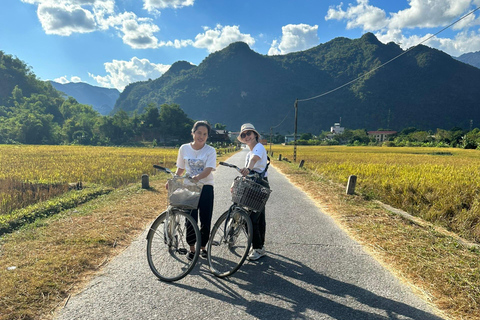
top-left (237, 123), bottom-right (260, 142)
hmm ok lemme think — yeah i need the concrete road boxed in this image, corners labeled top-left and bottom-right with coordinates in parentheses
top-left (55, 149), bottom-right (444, 320)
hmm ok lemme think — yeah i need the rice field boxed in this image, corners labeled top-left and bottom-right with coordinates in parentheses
top-left (270, 145), bottom-right (480, 242)
top-left (0, 145), bottom-right (180, 232)
top-left (0, 144), bottom-right (179, 187)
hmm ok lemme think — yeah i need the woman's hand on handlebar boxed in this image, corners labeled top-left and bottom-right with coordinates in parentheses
top-left (240, 167), bottom-right (251, 176)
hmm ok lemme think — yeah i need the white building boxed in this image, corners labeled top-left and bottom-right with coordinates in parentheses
top-left (330, 123), bottom-right (344, 134)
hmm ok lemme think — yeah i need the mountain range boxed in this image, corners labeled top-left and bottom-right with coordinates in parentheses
top-left (49, 81), bottom-right (119, 115)
top-left (111, 33), bottom-right (480, 134)
top-left (455, 51), bottom-right (480, 69)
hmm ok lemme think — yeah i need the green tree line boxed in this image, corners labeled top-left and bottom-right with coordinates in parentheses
top-left (292, 126), bottom-right (480, 149)
top-left (0, 52), bottom-right (194, 146)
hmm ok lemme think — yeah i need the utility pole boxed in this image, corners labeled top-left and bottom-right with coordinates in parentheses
top-left (293, 99), bottom-right (298, 162)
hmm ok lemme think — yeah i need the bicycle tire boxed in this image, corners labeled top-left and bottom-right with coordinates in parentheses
top-left (207, 208), bottom-right (253, 278)
top-left (146, 209), bottom-right (201, 282)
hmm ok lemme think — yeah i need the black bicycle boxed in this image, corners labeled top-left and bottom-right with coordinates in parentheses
top-left (207, 162), bottom-right (271, 278)
top-left (146, 165), bottom-right (203, 282)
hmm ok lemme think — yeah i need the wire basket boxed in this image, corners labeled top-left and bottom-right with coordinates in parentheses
top-left (231, 177), bottom-right (272, 212)
top-left (167, 176), bottom-right (203, 209)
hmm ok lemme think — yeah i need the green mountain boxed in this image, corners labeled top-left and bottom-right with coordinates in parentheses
top-left (49, 81), bottom-right (119, 115)
top-left (456, 51), bottom-right (480, 69)
top-left (115, 33), bottom-right (480, 134)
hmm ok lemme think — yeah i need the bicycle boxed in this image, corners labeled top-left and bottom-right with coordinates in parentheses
top-left (207, 161), bottom-right (272, 278)
top-left (146, 164), bottom-right (203, 282)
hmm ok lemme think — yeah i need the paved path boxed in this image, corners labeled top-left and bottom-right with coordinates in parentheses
top-left (55, 149), bottom-right (444, 320)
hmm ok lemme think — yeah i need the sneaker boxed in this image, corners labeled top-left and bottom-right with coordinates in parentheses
top-left (187, 251), bottom-right (195, 261)
top-left (247, 247), bottom-right (266, 261)
top-left (200, 249), bottom-right (208, 259)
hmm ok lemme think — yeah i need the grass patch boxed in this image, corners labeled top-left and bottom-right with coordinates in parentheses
top-left (0, 152), bottom-right (235, 320)
top-left (0, 185), bottom-right (113, 236)
top-left (0, 179), bottom-right (70, 215)
top-left (270, 145), bottom-right (480, 243)
top-left (0, 178), bottom-right (167, 320)
top-left (273, 159), bottom-right (480, 320)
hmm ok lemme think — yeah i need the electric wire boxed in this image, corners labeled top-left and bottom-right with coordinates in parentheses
top-left (270, 108), bottom-right (292, 130)
top-left (267, 5), bottom-right (480, 132)
top-left (297, 5), bottom-right (480, 103)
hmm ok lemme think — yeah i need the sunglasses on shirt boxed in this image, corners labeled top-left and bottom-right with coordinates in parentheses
top-left (241, 131), bottom-right (254, 139)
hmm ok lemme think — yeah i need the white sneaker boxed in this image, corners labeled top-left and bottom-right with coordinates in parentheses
top-left (247, 246), bottom-right (266, 261)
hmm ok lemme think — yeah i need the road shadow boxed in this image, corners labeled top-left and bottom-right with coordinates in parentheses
top-left (169, 252), bottom-right (444, 320)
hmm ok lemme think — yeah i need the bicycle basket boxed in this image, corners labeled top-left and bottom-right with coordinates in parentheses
top-left (167, 176), bottom-right (203, 209)
top-left (231, 177), bottom-right (272, 212)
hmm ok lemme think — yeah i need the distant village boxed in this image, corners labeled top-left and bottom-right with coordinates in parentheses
top-left (213, 122), bottom-right (397, 146)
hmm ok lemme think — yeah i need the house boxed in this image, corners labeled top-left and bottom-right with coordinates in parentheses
top-left (284, 134), bottom-right (295, 144)
top-left (367, 130), bottom-right (397, 142)
top-left (209, 129), bottom-right (230, 143)
top-left (330, 123), bottom-right (344, 134)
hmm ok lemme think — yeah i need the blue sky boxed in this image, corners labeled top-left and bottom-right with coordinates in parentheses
top-left (1, 0), bottom-right (480, 92)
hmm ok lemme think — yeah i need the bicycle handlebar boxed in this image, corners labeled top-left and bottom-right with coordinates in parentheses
top-left (219, 161), bottom-right (241, 172)
top-left (219, 162), bottom-right (261, 179)
top-left (153, 164), bottom-right (173, 175)
top-left (153, 164), bottom-right (198, 183)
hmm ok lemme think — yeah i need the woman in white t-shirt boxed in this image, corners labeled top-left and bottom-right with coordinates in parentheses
top-left (173, 121), bottom-right (216, 261)
top-left (237, 123), bottom-right (270, 261)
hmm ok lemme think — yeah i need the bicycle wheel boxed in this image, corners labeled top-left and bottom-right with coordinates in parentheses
top-left (146, 209), bottom-right (201, 282)
top-left (207, 208), bottom-right (253, 277)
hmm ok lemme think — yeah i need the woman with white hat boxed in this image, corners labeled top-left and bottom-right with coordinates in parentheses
top-left (237, 123), bottom-right (270, 261)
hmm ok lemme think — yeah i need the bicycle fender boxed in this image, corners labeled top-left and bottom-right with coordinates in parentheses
top-left (146, 213), bottom-right (166, 240)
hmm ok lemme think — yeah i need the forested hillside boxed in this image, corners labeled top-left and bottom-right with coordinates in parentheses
top-left (114, 33), bottom-right (480, 133)
top-left (0, 51), bottom-right (193, 145)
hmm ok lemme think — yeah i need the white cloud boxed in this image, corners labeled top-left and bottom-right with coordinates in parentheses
top-left (325, 0), bottom-right (475, 30)
top-left (53, 75), bottom-right (83, 83)
top-left (422, 30), bottom-right (480, 56)
top-left (375, 27), bottom-right (480, 57)
top-left (325, 0), bottom-right (480, 56)
top-left (36, 2), bottom-right (97, 36)
top-left (22, 0), bottom-right (161, 49)
top-left (89, 57), bottom-right (171, 91)
top-left (54, 76), bottom-right (70, 84)
top-left (325, 0), bottom-right (387, 31)
top-left (268, 24), bottom-right (319, 55)
top-left (389, 0), bottom-right (473, 29)
top-left (192, 24), bottom-right (255, 53)
top-left (143, 0), bottom-right (194, 12)
top-left (115, 12), bottom-right (160, 49)
top-left (158, 39), bottom-right (194, 48)
top-left (21, 1), bottom-right (257, 54)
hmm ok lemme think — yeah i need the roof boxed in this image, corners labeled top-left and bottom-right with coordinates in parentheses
top-left (367, 131), bottom-right (397, 135)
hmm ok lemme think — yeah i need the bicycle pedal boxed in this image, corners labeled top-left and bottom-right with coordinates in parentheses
top-left (211, 240), bottom-right (220, 246)
top-left (177, 248), bottom-right (188, 255)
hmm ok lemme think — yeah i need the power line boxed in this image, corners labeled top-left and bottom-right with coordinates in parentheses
top-left (298, 5), bottom-right (480, 103)
top-left (269, 108), bottom-right (293, 153)
top-left (270, 109), bottom-right (292, 129)
top-left (290, 5), bottom-right (480, 162)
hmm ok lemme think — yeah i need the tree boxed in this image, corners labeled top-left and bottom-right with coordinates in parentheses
top-left (158, 104), bottom-right (194, 144)
top-left (142, 103), bottom-right (161, 129)
top-left (214, 123), bottom-right (227, 130)
top-left (300, 133), bottom-right (313, 140)
top-left (462, 128), bottom-right (480, 149)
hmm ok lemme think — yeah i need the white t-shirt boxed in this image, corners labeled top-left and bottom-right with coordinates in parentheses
top-left (176, 143), bottom-right (216, 186)
top-left (245, 142), bottom-right (268, 177)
